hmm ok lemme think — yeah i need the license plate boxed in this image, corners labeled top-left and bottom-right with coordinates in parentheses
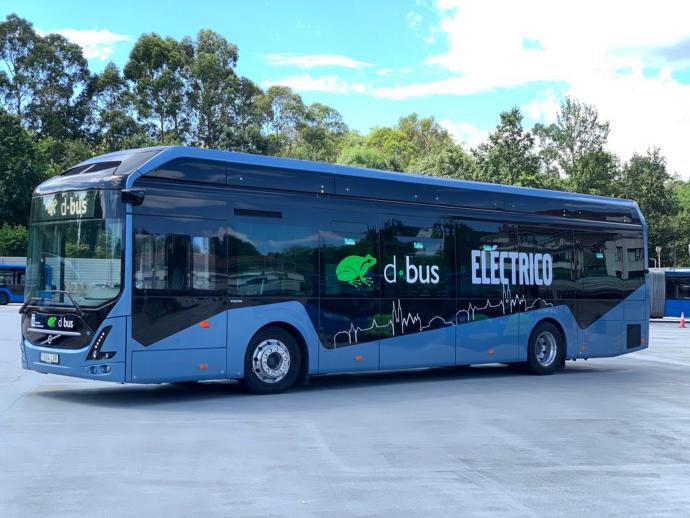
top-left (40, 352), bottom-right (59, 364)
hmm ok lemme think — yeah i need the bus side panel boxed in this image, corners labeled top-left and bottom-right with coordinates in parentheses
top-left (456, 313), bottom-right (520, 365)
top-left (622, 284), bottom-right (649, 352)
top-left (126, 310), bottom-right (227, 383)
top-left (379, 326), bottom-right (454, 369)
top-left (226, 301), bottom-right (320, 379)
top-left (576, 302), bottom-right (622, 358)
top-left (664, 298), bottom-right (690, 318)
top-left (517, 305), bottom-right (579, 361)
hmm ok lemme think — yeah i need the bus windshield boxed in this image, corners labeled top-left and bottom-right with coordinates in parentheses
top-left (25, 191), bottom-right (123, 307)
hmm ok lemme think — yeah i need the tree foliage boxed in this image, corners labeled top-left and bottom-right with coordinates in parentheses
top-left (473, 108), bottom-right (546, 188)
top-left (0, 110), bottom-right (42, 225)
top-left (620, 148), bottom-right (679, 263)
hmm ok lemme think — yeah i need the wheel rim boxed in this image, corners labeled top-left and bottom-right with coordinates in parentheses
top-left (252, 339), bottom-right (291, 384)
top-left (535, 331), bottom-right (558, 367)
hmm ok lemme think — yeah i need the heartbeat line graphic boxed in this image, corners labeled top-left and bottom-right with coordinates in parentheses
top-left (332, 285), bottom-right (553, 347)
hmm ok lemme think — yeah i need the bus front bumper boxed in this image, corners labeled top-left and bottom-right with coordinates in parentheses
top-left (22, 339), bottom-right (126, 382)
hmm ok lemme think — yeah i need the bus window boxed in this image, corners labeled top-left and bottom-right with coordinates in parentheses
top-left (320, 222), bottom-right (378, 298)
top-left (133, 216), bottom-right (226, 293)
top-left (228, 218), bottom-right (318, 297)
top-left (381, 218), bottom-right (449, 299)
top-left (667, 277), bottom-right (690, 300)
top-left (519, 228), bottom-right (575, 301)
top-left (578, 231), bottom-right (644, 299)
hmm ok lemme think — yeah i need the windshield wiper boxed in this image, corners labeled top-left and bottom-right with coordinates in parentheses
top-left (19, 289), bottom-right (85, 317)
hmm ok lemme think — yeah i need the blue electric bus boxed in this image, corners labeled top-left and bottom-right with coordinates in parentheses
top-left (0, 263), bottom-right (25, 304)
top-left (20, 146), bottom-right (649, 393)
top-left (664, 269), bottom-right (690, 317)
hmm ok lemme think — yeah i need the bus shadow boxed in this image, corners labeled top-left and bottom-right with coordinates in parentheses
top-left (32, 363), bottom-right (605, 409)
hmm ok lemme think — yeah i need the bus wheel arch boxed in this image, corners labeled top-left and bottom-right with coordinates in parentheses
top-left (526, 318), bottom-right (566, 374)
top-left (243, 322), bottom-right (309, 393)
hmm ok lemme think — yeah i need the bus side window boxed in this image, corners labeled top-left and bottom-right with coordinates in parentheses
top-left (518, 228), bottom-right (575, 301)
top-left (228, 216), bottom-right (318, 298)
top-left (133, 216), bottom-right (226, 293)
top-left (320, 221), bottom-right (378, 298)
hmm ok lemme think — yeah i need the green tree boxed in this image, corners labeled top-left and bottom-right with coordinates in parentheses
top-left (184, 29), bottom-right (238, 147)
top-left (25, 33), bottom-right (90, 139)
top-left (34, 137), bottom-right (95, 177)
top-left (675, 181), bottom-right (690, 266)
top-left (124, 33), bottom-right (189, 144)
top-left (0, 110), bottom-right (42, 225)
top-left (398, 113), bottom-right (455, 159)
top-left (620, 148), bottom-right (679, 265)
top-left (0, 14), bottom-right (38, 119)
top-left (409, 144), bottom-right (479, 180)
top-left (219, 77), bottom-right (270, 153)
top-left (0, 223), bottom-right (28, 256)
top-left (534, 97), bottom-right (615, 194)
top-left (263, 85), bottom-right (307, 155)
top-left (291, 102), bottom-right (348, 162)
top-left (88, 62), bottom-right (144, 151)
top-left (474, 108), bottom-right (545, 187)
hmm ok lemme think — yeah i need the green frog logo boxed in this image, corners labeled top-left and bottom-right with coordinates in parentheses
top-left (47, 316), bottom-right (57, 328)
top-left (336, 254), bottom-right (377, 287)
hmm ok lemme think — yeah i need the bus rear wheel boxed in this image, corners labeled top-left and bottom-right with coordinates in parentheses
top-left (526, 322), bottom-right (564, 375)
top-left (243, 327), bottom-right (301, 395)
top-left (0, 292), bottom-right (8, 305)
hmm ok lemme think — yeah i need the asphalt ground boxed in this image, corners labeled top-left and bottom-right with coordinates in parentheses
top-left (1, 304), bottom-right (690, 517)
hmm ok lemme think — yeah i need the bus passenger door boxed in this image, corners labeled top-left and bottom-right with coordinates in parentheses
top-left (379, 215), bottom-right (455, 369)
top-left (318, 218), bottom-right (381, 373)
top-left (128, 214), bottom-right (228, 383)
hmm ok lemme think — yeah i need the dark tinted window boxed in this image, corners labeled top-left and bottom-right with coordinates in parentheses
top-left (321, 221), bottom-right (379, 298)
top-left (134, 216), bottom-right (226, 292)
top-left (519, 228), bottom-right (575, 300)
top-left (456, 220), bottom-right (518, 299)
top-left (228, 215), bottom-right (318, 297)
top-left (381, 218), bottom-right (450, 298)
top-left (578, 231), bottom-right (636, 299)
top-left (666, 276), bottom-right (690, 300)
top-left (149, 158), bottom-right (226, 184)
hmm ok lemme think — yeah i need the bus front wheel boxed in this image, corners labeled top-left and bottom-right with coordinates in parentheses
top-left (526, 322), bottom-right (564, 375)
top-left (242, 327), bottom-right (301, 395)
top-left (0, 292), bottom-right (8, 305)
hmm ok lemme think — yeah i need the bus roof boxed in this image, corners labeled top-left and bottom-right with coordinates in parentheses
top-left (34, 145), bottom-right (645, 226)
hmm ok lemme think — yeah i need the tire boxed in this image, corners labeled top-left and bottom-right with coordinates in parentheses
top-left (243, 327), bottom-right (301, 395)
top-left (0, 292), bottom-right (8, 305)
top-left (526, 321), bottom-right (564, 375)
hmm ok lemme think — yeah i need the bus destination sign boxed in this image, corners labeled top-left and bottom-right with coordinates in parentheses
top-left (37, 191), bottom-right (97, 221)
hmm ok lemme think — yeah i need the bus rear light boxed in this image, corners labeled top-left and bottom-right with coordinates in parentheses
top-left (355, 355), bottom-right (363, 361)
top-left (199, 321), bottom-right (210, 328)
top-left (199, 363), bottom-right (208, 370)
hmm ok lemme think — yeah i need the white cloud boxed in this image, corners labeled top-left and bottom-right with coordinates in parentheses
top-left (53, 28), bottom-right (129, 60)
top-left (377, 68), bottom-right (395, 76)
top-left (439, 119), bottom-right (489, 149)
top-left (378, 0), bottom-right (690, 177)
top-left (263, 74), bottom-right (368, 95)
top-left (265, 54), bottom-right (374, 69)
top-left (522, 90), bottom-right (560, 124)
top-left (406, 11), bottom-right (423, 30)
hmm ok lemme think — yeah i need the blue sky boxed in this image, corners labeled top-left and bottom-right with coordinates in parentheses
top-left (3, 0), bottom-right (690, 178)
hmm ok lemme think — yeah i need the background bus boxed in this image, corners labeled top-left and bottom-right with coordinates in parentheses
top-left (649, 268), bottom-right (690, 317)
top-left (0, 257), bottom-right (26, 305)
top-left (19, 146), bottom-right (649, 393)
